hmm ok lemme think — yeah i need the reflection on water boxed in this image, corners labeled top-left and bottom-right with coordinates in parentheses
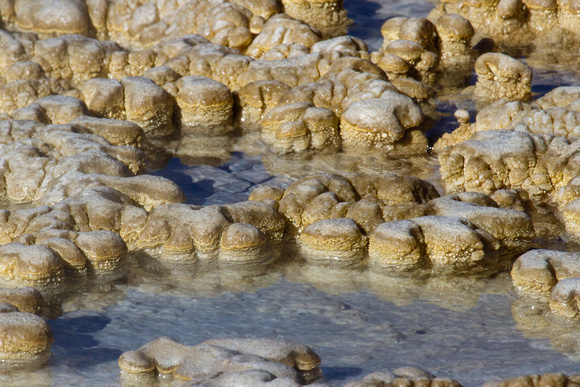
top-left (10, 246), bottom-right (575, 386)
top-left (40, 273), bottom-right (580, 386)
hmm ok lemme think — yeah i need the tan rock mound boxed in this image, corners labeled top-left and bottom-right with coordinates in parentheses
top-left (345, 367), bottom-right (462, 387)
top-left (0, 306), bottom-right (53, 369)
top-left (372, 15), bottom-right (475, 89)
top-left (261, 103), bottom-right (340, 154)
top-left (118, 336), bottom-right (320, 384)
top-left (369, 216), bottom-right (501, 276)
top-left (474, 53), bottom-right (532, 102)
top-left (174, 76), bottom-right (234, 135)
top-left (438, 130), bottom-right (580, 199)
top-left (299, 218), bottom-right (367, 264)
top-left (257, 173), bottom-right (439, 234)
top-left (339, 93), bottom-right (427, 156)
top-left (512, 249), bottom-right (580, 294)
top-left (483, 373), bottom-right (580, 387)
top-left (280, 0), bottom-right (351, 38)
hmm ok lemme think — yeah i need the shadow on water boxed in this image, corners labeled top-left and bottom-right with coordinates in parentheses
top-left (344, 0), bottom-right (435, 50)
top-left (344, 0), bottom-right (383, 46)
top-left (151, 157), bottom-right (218, 204)
top-left (48, 313), bottom-right (123, 368)
top-left (321, 366), bottom-right (364, 382)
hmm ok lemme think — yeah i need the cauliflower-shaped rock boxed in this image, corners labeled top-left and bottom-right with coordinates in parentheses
top-left (474, 53), bottom-right (532, 102)
top-left (261, 103), bottom-right (340, 154)
top-left (340, 92), bottom-right (427, 155)
top-left (430, 193), bottom-right (535, 258)
top-left (14, 0), bottom-right (90, 37)
top-left (261, 173), bottom-right (439, 234)
top-left (246, 14), bottom-right (321, 59)
top-left (299, 218), bottom-right (367, 264)
top-left (439, 130), bottom-right (580, 199)
top-left (280, 0), bottom-right (350, 38)
top-left (369, 216), bottom-right (501, 276)
top-left (0, 305), bottom-right (53, 368)
top-left (346, 367), bottom-right (461, 387)
top-left (483, 373), bottom-right (580, 387)
top-left (135, 201), bottom-right (285, 261)
top-left (173, 76), bottom-right (234, 135)
top-left (511, 249), bottom-right (580, 295)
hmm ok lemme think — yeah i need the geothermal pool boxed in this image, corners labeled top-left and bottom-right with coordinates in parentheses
top-left (3, 0), bottom-right (580, 386)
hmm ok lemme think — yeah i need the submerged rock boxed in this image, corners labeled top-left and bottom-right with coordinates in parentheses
top-left (118, 336), bottom-right (321, 384)
top-left (345, 367), bottom-right (462, 387)
top-left (483, 373), bottom-right (580, 387)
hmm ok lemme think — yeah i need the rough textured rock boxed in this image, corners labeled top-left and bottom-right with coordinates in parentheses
top-left (429, 0), bottom-right (580, 49)
top-left (246, 14), bottom-right (321, 59)
top-left (174, 76), bottom-right (234, 135)
top-left (372, 15), bottom-right (474, 89)
top-left (438, 130), bottom-right (580, 199)
top-left (474, 53), bottom-right (532, 103)
top-left (429, 193), bottom-right (535, 259)
top-left (299, 218), bottom-right (367, 264)
top-left (0, 288), bottom-right (44, 315)
top-left (483, 373), bottom-right (580, 387)
top-left (0, 306), bottom-right (53, 368)
top-left (549, 278), bottom-right (580, 318)
top-left (14, 0), bottom-right (90, 37)
top-left (339, 93), bottom-right (428, 155)
top-left (512, 249), bottom-right (580, 295)
top-left (434, 86), bottom-right (580, 156)
top-left (345, 367), bottom-right (462, 387)
top-left (135, 200), bottom-right (285, 261)
top-left (261, 103), bottom-right (340, 154)
top-left (118, 336), bottom-right (321, 384)
top-left (264, 173), bottom-right (439, 234)
top-left (369, 215), bottom-right (501, 277)
top-left (280, 0), bottom-right (350, 38)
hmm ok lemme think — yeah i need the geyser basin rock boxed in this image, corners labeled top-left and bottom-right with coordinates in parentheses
top-left (345, 367), bottom-right (462, 387)
top-left (134, 200), bottom-right (285, 261)
top-left (340, 93), bottom-right (427, 155)
top-left (511, 249), bottom-right (580, 296)
top-left (118, 336), bottom-right (321, 383)
top-left (299, 218), bottom-right (368, 264)
top-left (1, 0), bottom-right (580, 382)
top-left (369, 216), bottom-right (501, 276)
top-left (14, 0), bottom-right (90, 37)
top-left (512, 250), bottom-right (580, 318)
top-left (0, 287), bottom-right (44, 315)
top-left (474, 53), bottom-right (533, 102)
top-left (280, 0), bottom-right (350, 38)
top-left (429, 0), bottom-right (580, 49)
top-left (372, 15), bottom-right (474, 89)
top-left (436, 86), bottom-right (580, 151)
top-left (483, 373), bottom-right (580, 387)
top-left (0, 305), bottom-right (53, 368)
top-left (438, 130), bottom-right (580, 199)
top-left (261, 102), bottom-right (341, 154)
top-left (262, 172), bottom-right (439, 234)
top-left (174, 76), bottom-right (234, 135)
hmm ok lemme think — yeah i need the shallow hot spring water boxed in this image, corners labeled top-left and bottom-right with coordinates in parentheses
top-left (6, 1), bottom-right (580, 386)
